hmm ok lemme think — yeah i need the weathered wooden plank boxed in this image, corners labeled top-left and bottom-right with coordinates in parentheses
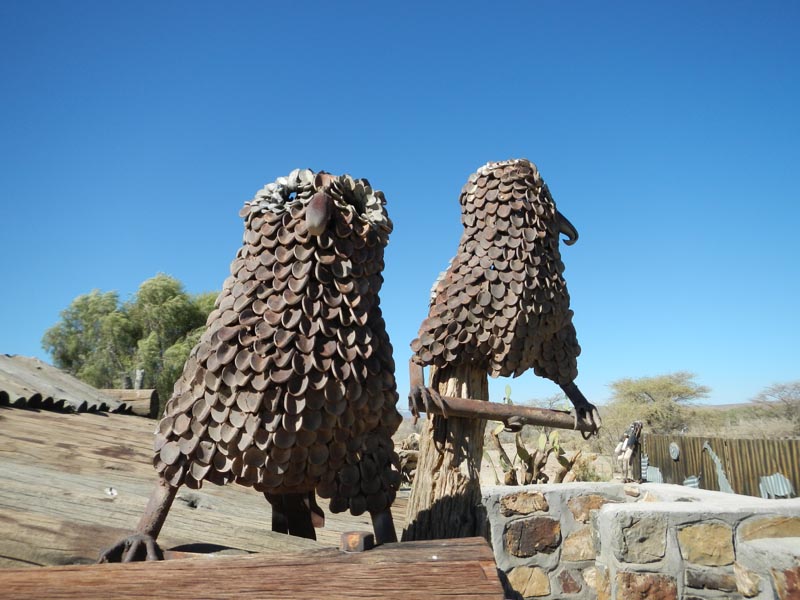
top-left (0, 538), bottom-right (503, 600)
top-left (0, 407), bottom-right (408, 568)
top-left (100, 389), bottom-right (159, 418)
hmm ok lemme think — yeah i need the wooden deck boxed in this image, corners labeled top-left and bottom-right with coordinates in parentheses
top-left (0, 537), bottom-right (503, 599)
top-left (0, 405), bottom-right (409, 567)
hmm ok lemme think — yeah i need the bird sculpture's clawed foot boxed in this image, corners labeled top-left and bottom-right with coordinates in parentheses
top-left (408, 384), bottom-right (448, 423)
top-left (573, 401), bottom-right (602, 439)
top-left (98, 533), bottom-right (164, 563)
top-left (560, 381), bottom-right (602, 439)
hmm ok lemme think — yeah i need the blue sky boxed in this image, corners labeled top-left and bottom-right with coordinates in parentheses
top-left (1, 1), bottom-right (798, 408)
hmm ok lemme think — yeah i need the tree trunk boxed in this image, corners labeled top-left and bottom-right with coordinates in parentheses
top-left (402, 363), bottom-right (488, 541)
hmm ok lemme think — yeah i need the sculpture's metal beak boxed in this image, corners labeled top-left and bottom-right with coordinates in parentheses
top-left (306, 191), bottom-right (332, 236)
top-left (556, 210), bottom-right (579, 246)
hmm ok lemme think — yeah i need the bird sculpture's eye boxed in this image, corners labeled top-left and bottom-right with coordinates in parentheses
top-left (339, 183), bottom-right (368, 217)
top-left (349, 194), bottom-right (366, 216)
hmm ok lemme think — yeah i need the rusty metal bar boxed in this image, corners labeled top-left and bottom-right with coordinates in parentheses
top-left (416, 395), bottom-right (592, 433)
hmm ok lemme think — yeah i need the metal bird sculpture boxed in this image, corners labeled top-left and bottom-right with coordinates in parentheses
top-left (99, 169), bottom-right (402, 562)
top-left (409, 159), bottom-right (600, 434)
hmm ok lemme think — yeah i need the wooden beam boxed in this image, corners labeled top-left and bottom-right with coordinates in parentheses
top-left (100, 389), bottom-right (159, 418)
top-left (0, 538), bottom-right (504, 600)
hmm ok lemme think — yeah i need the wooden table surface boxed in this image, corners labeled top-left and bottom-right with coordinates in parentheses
top-left (0, 406), bottom-right (408, 567)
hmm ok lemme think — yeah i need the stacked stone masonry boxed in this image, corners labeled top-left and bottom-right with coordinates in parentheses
top-left (482, 483), bottom-right (800, 599)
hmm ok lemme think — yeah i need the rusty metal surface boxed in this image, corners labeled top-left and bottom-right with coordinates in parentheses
top-left (153, 169), bottom-right (402, 517)
top-left (411, 393), bottom-right (595, 433)
top-left (0, 354), bottom-right (131, 414)
top-left (410, 159), bottom-right (581, 384)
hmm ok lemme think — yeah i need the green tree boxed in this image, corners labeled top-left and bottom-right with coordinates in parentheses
top-left (607, 371), bottom-right (710, 434)
top-left (42, 290), bottom-right (139, 389)
top-left (128, 276), bottom-right (201, 353)
top-left (126, 275), bottom-right (212, 400)
top-left (42, 274), bottom-right (216, 414)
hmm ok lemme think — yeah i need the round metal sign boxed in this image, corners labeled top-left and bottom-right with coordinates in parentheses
top-left (669, 442), bottom-right (680, 461)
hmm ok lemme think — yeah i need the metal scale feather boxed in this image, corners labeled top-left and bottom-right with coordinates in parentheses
top-left (154, 168), bottom-right (402, 517)
top-left (411, 159), bottom-right (581, 384)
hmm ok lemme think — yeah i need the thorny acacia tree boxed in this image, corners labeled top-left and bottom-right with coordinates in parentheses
top-left (607, 371), bottom-right (710, 434)
top-left (752, 380), bottom-right (800, 436)
top-left (43, 274), bottom-right (216, 413)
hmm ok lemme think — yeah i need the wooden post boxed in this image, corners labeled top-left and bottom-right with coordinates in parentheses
top-left (100, 389), bottom-right (159, 418)
top-left (403, 363), bottom-right (489, 541)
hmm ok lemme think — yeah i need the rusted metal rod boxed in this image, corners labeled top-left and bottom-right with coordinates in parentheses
top-left (417, 395), bottom-right (594, 433)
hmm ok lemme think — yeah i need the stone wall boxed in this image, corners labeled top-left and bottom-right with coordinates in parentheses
top-left (481, 482), bottom-right (800, 600)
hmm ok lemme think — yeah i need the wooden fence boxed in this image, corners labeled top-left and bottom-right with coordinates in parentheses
top-left (641, 433), bottom-right (800, 498)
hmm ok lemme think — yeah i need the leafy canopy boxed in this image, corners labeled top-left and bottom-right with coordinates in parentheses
top-left (43, 274), bottom-right (216, 414)
top-left (607, 371), bottom-right (710, 434)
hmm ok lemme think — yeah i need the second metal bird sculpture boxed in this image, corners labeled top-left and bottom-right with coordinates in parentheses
top-left (409, 158), bottom-right (600, 433)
